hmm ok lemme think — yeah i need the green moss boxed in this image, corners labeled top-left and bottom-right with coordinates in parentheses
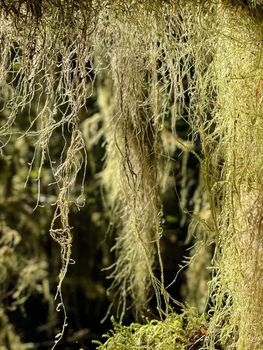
top-left (95, 311), bottom-right (209, 350)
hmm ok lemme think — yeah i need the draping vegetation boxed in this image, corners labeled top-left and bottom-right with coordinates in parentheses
top-left (0, 1), bottom-right (262, 349)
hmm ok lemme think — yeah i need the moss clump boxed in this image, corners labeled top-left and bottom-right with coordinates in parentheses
top-left (95, 311), bottom-right (210, 350)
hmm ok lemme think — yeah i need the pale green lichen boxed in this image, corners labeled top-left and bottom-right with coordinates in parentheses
top-left (0, 1), bottom-right (262, 349)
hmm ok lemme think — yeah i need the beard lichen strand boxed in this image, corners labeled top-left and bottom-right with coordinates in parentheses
top-left (95, 4), bottom-right (173, 319)
top-left (210, 4), bottom-right (263, 348)
top-left (184, 2), bottom-right (263, 348)
top-left (99, 9), bottom-right (168, 319)
top-left (0, 8), bottom-right (91, 348)
top-left (49, 128), bottom-right (87, 348)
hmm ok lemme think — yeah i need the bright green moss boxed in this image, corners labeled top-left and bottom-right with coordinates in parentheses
top-left (95, 311), bottom-right (209, 350)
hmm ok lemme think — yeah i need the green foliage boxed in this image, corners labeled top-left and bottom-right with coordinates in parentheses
top-left (95, 311), bottom-right (209, 350)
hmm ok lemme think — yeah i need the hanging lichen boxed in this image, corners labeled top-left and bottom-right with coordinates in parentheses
top-left (0, 1), bottom-right (263, 349)
top-left (206, 4), bottom-right (263, 348)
